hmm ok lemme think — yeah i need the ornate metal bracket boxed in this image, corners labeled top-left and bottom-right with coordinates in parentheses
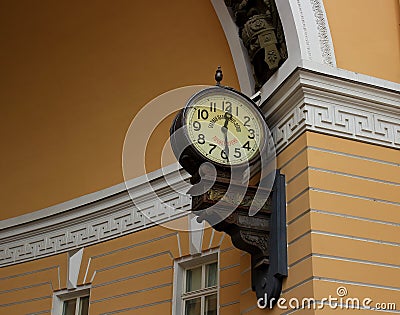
top-left (189, 170), bottom-right (287, 307)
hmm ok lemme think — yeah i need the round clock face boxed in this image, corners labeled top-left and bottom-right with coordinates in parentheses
top-left (183, 87), bottom-right (266, 167)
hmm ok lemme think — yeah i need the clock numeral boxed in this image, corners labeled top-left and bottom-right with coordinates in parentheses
top-left (198, 134), bottom-right (206, 144)
top-left (243, 116), bottom-right (251, 127)
top-left (208, 143), bottom-right (217, 154)
top-left (242, 141), bottom-right (251, 151)
top-left (210, 102), bottom-right (217, 112)
top-left (234, 148), bottom-right (241, 158)
top-left (221, 149), bottom-right (229, 161)
top-left (222, 101), bottom-right (230, 113)
top-left (197, 109), bottom-right (209, 120)
top-left (222, 101), bottom-right (239, 116)
top-left (248, 129), bottom-right (255, 139)
top-left (193, 121), bottom-right (201, 131)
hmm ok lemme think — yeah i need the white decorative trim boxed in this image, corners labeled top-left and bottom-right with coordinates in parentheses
top-left (189, 214), bottom-right (205, 255)
top-left (309, 0), bottom-right (336, 66)
top-left (68, 248), bottom-right (84, 289)
top-left (0, 165), bottom-right (191, 267)
top-left (264, 68), bottom-right (400, 153)
top-left (288, 0), bottom-right (336, 66)
top-left (296, 0), bottom-right (312, 60)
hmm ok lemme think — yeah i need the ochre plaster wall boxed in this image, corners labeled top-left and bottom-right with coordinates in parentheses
top-left (323, 0), bottom-right (400, 83)
top-left (2, 132), bottom-right (398, 314)
top-left (0, 0), bottom-right (239, 219)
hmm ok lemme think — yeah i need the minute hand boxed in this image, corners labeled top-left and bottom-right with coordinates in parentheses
top-left (221, 112), bottom-right (232, 161)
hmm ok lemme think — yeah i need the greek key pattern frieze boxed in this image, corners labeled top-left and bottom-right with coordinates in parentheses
top-left (0, 193), bottom-right (191, 266)
top-left (272, 103), bottom-right (307, 152)
top-left (272, 102), bottom-right (400, 153)
top-left (306, 103), bottom-right (400, 146)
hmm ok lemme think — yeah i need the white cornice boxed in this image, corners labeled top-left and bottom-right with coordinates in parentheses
top-left (0, 164), bottom-right (191, 267)
top-left (263, 67), bottom-right (400, 153)
top-left (0, 164), bottom-right (188, 231)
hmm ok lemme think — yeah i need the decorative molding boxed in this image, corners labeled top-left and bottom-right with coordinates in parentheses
top-left (0, 166), bottom-right (191, 267)
top-left (309, 0), bottom-right (335, 66)
top-left (290, 0), bottom-right (336, 66)
top-left (264, 68), bottom-right (400, 153)
top-left (189, 214), bottom-right (205, 255)
top-left (296, 0), bottom-right (312, 60)
top-left (68, 248), bottom-right (84, 289)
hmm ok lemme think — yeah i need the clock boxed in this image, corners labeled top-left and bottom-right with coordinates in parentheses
top-left (170, 86), bottom-right (268, 174)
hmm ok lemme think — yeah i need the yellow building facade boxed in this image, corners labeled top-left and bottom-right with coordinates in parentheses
top-left (1, 1), bottom-right (399, 314)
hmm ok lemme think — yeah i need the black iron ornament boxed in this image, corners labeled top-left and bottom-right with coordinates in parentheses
top-left (169, 68), bottom-right (287, 308)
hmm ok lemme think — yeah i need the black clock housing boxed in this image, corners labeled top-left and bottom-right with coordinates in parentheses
top-left (170, 85), bottom-right (268, 175)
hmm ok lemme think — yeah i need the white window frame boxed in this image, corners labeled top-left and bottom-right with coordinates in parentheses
top-left (51, 285), bottom-right (91, 315)
top-left (172, 249), bottom-right (219, 315)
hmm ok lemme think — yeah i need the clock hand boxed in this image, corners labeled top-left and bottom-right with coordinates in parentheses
top-left (223, 128), bottom-right (229, 160)
top-left (221, 112), bottom-right (232, 161)
top-left (223, 112), bottom-right (232, 129)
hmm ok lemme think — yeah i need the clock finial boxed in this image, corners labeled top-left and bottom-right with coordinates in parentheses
top-left (215, 66), bottom-right (223, 86)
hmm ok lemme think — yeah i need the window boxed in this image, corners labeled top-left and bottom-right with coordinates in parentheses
top-left (173, 251), bottom-right (219, 315)
top-left (62, 295), bottom-right (89, 315)
top-left (51, 286), bottom-right (90, 315)
top-left (183, 261), bottom-right (218, 315)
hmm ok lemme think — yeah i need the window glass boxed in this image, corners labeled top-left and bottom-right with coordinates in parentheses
top-left (79, 296), bottom-right (89, 315)
top-left (186, 266), bottom-right (202, 292)
top-left (205, 294), bottom-right (217, 315)
top-left (62, 296), bottom-right (89, 315)
top-left (62, 299), bottom-right (76, 315)
top-left (185, 297), bottom-right (201, 315)
top-left (205, 262), bottom-right (217, 287)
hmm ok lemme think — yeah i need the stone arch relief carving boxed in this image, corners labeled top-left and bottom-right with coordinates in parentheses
top-left (211, 0), bottom-right (336, 94)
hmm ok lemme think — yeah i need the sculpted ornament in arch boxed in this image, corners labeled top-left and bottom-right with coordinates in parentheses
top-left (213, 0), bottom-right (337, 95)
top-left (224, 0), bottom-right (288, 90)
